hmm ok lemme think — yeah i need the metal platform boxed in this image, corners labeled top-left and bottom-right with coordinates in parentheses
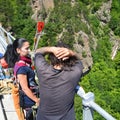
top-left (0, 94), bottom-right (18, 120)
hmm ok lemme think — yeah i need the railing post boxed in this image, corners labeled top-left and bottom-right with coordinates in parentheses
top-left (76, 86), bottom-right (116, 120)
top-left (82, 92), bottom-right (94, 120)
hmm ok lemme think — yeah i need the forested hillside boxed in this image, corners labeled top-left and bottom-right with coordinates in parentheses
top-left (0, 0), bottom-right (120, 119)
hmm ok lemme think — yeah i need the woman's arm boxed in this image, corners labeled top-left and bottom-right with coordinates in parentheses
top-left (18, 74), bottom-right (40, 106)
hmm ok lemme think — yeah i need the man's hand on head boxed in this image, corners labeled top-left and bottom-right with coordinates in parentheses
top-left (52, 47), bottom-right (74, 60)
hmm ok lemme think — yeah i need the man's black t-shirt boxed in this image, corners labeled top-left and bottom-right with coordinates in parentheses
top-left (35, 53), bottom-right (83, 120)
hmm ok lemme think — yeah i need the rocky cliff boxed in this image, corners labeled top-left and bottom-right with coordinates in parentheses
top-left (31, 0), bottom-right (54, 21)
top-left (30, 0), bottom-right (120, 72)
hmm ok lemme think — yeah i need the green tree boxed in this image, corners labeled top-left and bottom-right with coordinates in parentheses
top-left (0, 0), bottom-right (14, 27)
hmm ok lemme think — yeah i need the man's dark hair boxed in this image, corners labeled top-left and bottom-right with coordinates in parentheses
top-left (48, 41), bottom-right (78, 70)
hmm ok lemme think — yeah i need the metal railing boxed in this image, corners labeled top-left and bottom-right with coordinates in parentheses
top-left (0, 86), bottom-right (117, 120)
top-left (76, 86), bottom-right (116, 120)
top-left (0, 25), bottom-right (15, 54)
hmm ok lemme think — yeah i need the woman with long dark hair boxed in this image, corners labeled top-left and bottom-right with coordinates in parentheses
top-left (4, 38), bottom-right (40, 120)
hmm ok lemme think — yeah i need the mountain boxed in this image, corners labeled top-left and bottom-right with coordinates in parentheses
top-left (0, 0), bottom-right (120, 119)
top-left (30, 0), bottom-right (120, 73)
